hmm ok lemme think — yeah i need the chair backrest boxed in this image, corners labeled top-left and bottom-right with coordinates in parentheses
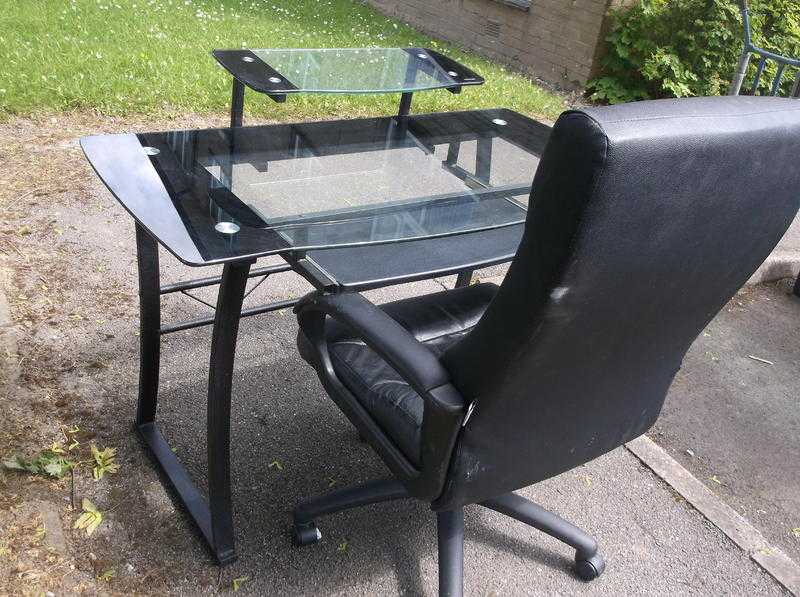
top-left (436, 96), bottom-right (800, 509)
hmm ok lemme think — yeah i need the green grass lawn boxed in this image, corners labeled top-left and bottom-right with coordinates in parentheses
top-left (0, 0), bottom-right (564, 121)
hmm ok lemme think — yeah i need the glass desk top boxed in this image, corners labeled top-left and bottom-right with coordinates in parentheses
top-left (212, 47), bottom-right (484, 96)
top-left (80, 109), bottom-right (551, 266)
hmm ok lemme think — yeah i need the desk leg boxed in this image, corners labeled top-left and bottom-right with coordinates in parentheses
top-left (445, 139), bottom-right (473, 289)
top-left (445, 141), bottom-right (460, 166)
top-left (133, 223), bottom-right (249, 565)
top-left (206, 261), bottom-right (251, 565)
top-left (231, 78), bottom-right (245, 128)
top-left (476, 136), bottom-right (492, 185)
top-left (398, 92), bottom-right (413, 116)
top-left (135, 223), bottom-right (161, 426)
top-left (455, 138), bottom-right (494, 289)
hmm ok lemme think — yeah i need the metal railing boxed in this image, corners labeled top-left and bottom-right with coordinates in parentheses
top-left (729, 0), bottom-right (800, 98)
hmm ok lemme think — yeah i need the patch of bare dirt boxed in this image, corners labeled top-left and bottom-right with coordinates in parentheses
top-left (0, 112), bottom-right (231, 596)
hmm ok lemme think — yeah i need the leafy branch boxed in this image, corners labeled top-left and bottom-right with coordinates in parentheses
top-left (91, 445), bottom-right (120, 480)
top-left (589, 0), bottom-right (800, 104)
top-left (2, 445), bottom-right (76, 479)
top-left (2, 427), bottom-right (120, 483)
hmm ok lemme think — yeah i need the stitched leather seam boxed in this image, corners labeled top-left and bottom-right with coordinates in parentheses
top-left (583, 106), bottom-right (800, 125)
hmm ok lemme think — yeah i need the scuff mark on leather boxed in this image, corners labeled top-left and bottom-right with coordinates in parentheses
top-left (462, 452), bottom-right (491, 480)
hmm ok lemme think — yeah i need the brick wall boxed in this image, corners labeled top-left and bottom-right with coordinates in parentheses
top-left (366, 0), bottom-right (629, 89)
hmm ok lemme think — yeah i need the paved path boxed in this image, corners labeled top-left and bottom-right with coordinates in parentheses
top-left (654, 280), bottom-right (800, 565)
top-left (751, 213), bottom-right (800, 283)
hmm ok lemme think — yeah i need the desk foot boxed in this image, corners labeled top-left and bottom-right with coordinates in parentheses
top-left (136, 422), bottom-right (237, 566)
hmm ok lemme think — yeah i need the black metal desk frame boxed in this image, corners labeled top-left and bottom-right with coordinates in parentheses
top-left (135, 230), bottom-right (293, 565)
top-left (130, 50), bottom-right (490, 566)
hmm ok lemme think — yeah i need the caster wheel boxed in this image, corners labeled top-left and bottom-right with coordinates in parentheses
top-left (575, 553), bottom-right (605, 581)
top-left (293, 521), bottom-right (322, 546)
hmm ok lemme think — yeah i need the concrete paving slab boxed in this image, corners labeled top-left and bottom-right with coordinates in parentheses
top-left (653, 281), bottom-right (800, 565)
top-left (750, 213), bottom-right (800, 284)
top-left (628, 436), bottom-right (800, 595)
top-left (0, 266), bottom-right (17, 387)
top-left (36, 501), bottom-right (69, 557)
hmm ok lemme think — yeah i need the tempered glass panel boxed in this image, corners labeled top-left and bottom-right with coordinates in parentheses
top-left (246, 47), bottom-right (477, 93)
top-left (202, 141), bottom-right (530, 248)
top-left (81, 109), bottom-right (551, 265)
top-left (204, 145), bottom-right (515, 219)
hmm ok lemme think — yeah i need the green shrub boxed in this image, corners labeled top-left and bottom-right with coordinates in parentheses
top-left (589, 0), bottom-right (800, 104)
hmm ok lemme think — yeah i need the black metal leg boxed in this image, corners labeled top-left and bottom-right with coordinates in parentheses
top-left (447, 136), bottom-right (493, 290)
top-left (398, 91), bottom-right (413, 116)
top-left (476, 136), bottom-right (492, 185)
top-left (437, 508), bottom-right (465, 597)
top-left (133, 242), bottom-right (251, 566)
top-left (445, 141), bottom-right (460, 166)
top-left (135, 224), bottom-right (161, 426)
top-left (134, 228), bottom-right (212, 558)
top-left (293, 479), bottom-right (408, 545)
top-left (206, 261), bottom-right (252, 564)
top-left (480, 492), bottom-right (605, 580)
top-left (231, 78), bottom-right (245, 128)
top-left (454, 270), bottom-right (473, 288)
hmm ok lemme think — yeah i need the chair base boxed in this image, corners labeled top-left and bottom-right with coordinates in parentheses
top-left (574, 552), bottom-right (606, 581)
top-left (292, 479), bottom-right (409, 546)
top-left (292, 481), bottom-right (605, 595)
top-left (293, 521), bottom-right (323, 546)
top-left (436, 508), bottom-right (465, 597)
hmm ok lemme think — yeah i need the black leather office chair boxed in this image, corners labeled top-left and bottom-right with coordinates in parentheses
top-left (292, 97), bottom-right (800, 595)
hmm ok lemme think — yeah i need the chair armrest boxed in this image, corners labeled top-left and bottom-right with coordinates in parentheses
top-left (295, 291), bottom-right (459, 403)
top-left (296, 290), bottom-right (467, 499)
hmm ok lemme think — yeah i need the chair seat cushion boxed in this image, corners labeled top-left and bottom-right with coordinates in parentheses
top-left (313, 283), bottom-right (498, 465)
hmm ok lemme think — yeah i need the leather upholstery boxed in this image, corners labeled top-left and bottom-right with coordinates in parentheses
top-left (302, 283), bottom-right (498, 465)
top-left (298, 97), bottom-right (800, 511)
top-left (435, 96), bottom-right (800, 509)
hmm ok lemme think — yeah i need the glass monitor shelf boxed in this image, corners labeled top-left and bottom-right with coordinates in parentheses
top-left (212, 47), bottom-right (484, 97)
